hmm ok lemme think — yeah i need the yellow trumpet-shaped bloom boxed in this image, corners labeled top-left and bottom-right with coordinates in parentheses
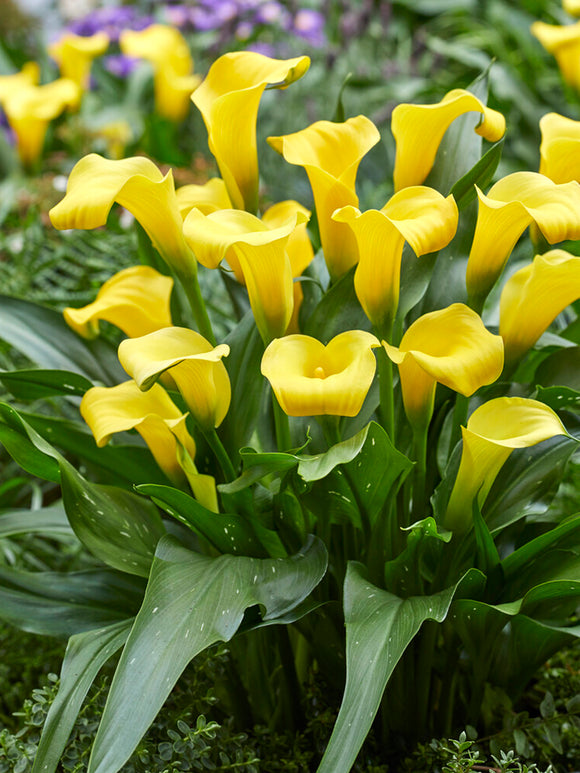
top-left (64, 265), bottom-right (173, 339)
top-left (532, 21), bottom-right (580, 91)
top-left (118, 327), bottom-right (231, 432)
top-left (444, 397), bottom-right (568, 532)
top-left (500, 249), bottom-right (580, 365)
top-left (564, 0), bottom-right (580, 14)
top-left (0, 62), bottom-right (39, 105)
top-left (3, 78), bottom-right (80, 167)
top-left (48, 32), bottom-right (109, 93)
top-left (120, 25), bottom-right (200, 121)
top-left (268, 115), bottom-right (380, 279)
top-left (192, 51), bottom-right (310, 212)
top-left (333, 187), bottom-right (458, 334)
top-left (176, 178), bottom-right (233, 219)
top-left (383, 304), bottom-right (504, 431)
top-left (49, 154), bottom-right (196, 276)
top-left (391, 89), bottom-right (506, 191)
top-left (539, 112), bottom-right (580, 183)
top-left (261, 330), bottom-right (380, 417)
top-left (467, 172), bottom-right (580, 306)
top-left (183, 207), bottom-right (308, 342)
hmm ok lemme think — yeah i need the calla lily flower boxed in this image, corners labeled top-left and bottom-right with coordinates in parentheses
top-left (383, 304), bottom-right (504, 431)
top-left (564, 0), bottom-right (580, 14)
top-left (64, 265), bottom-right (173, 339)
top-left (183, 207), bottom-right (308, 342)
top-left (3, 78), bottom-right (80, 167)
top-left (334, 187), bottom-right (458, 334)
top-left (268, 115), bottom-right (380, 279)
top-left (391, 89), bottom-right (506, 191)
top-left (0, 62), bottom-right (39, 105)
top-left (261, 330), bottom-right (380, 417)
top-left (444, 397), bottom-right (568, 532)
top-left (500, 249), bottom-right (580, 366)
top-left (48, 31), bottom-right (109, 93)
top-left (49, 154), bottom-right (196, 277)
top-left (120, 25), bottom-right (201, 121)
top-left (539, 112), bottom-right (580, 183)
top-left (467, 172), bottom-right (580, 307)
top-left (118, 327), bottom-right (231, 431)
top-left (192, 51), bottom-right (310, 212)
top-left (176, 178), bottom-right (233, 219)
top-left (531, 21), bottom-right (580, 91)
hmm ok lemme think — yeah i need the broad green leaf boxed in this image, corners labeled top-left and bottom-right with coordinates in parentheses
top-left (87, 534), bottom-right (327, 773)
top-left (449, 139), bottom-right (504, 210)
top-left (316, 563), bottom-right (483, 773)
top-left (32, 619), bottom-right (132, 773)
top-left (60, 459), bottom-right (165, 577)
top-left (303, 266), bottom-right (370, 343)
top-left (0, 368), bottom-right (93, 400)
top-left (0, 502), bottom-right (74, 539)
top-left (536, 349), bottom-right (580, 392)
top-left (535, 385), bottom-right (580, 413)
top-left (384, 517), bottom-right (451, 597)
top-left (219, 447), bottom-right (299, 493)
top-left (472, 502), bottom-right (501, 580)
top-left (0, 402), bottom-right (60, 482)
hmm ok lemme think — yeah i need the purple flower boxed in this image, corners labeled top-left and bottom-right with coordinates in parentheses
top-left (246, 41), bottom-right (276, 57)
top-left (292, 9), bottom-right (326, 47)
top-left (104, 54), bottom-right (139, 79)
top-left (254, 1), bottom-right (291, 28)
top-left (66, 7), bottom-right (154, 43)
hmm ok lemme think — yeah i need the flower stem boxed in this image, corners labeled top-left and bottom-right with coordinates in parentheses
top-left (377, 346), bottom-right (395, 443)
top-left (412, 424), bottom-right (428, 521)
top-left (203, 428), bottom-right (237, 482)
top-left (175, 266), bottom-right (216, 346)
top-left (272, 393), bottom-right (292, 451)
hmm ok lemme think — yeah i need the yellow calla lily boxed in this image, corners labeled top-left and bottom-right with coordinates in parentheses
top-left (176, 178), bottom-right (233, 219)
top-left (261, 330), bottom-right (380, 417)
top-left (383, 304), bottom-right (504, 431)
top-left (391, 89), bottom-right (506, 191)
top-left (183, 207), bottom-right (308, 342)
top-left (49, 154), bottom-right (196, 277)
top-left (48, 31), bottom-right (109, 93)
top-left (333, 187), bottom-right (458, 334)
top-left (531, 21), bottom-right (580, 91)
top-left (466, 172), bottom-right (580, 308)
top-left (500, 249), bottom-right (580, 366)
top-left (539, 112), bottom-right (580, 183)
top-left (63, 265), bottom-right (173, 339)
top-left (192, 51), bottom-right (310, 212)
top-left (118, 327), bottom-right (231, 431)
top-left (0, 62), bottom-right (39, 105)
top-left (3, 78), bottom-right (80, 167)
top-left (120, 25), bottom-right (200, 121)
top-left (268, 115), bottom-right (380, 279)
top-left (444, 397), bottom-right (568, 532)
top-left (564, 0), bottom-right (580, 14)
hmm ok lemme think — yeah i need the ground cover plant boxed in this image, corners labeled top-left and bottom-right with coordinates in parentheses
top-left (4, 1), bottom-right (580, 772)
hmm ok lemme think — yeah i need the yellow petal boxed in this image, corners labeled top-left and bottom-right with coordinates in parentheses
top-left (262, 200), bottom-right (314, 277)
top-left (48, 32), bottom-right (109, 91)
top-left (532, 21), bottom-right (580, 90)
top-left (383, 304), bottom-right (504, 430)
top-left (192, 51), bottom-right (310, 212)
top-left (0, 62), bottom-right (39, 105)
top-left (49, 154), bottom-right (195, 275)
top-left (268, 115), bottom-right (380, 279)
top-left (261, 330), bottom-right (380, 417)
top-left (391, 89), bottom-right (506, 191)
top-left (154, 66), bottom-right (201, 122)
top-left (176, 178), bottom-right (233, 218)
top-left (334, 187), bottom-right (458, 332)
top-left (64, 265), bottom-right (173, 339)
top-left (120, 24), bottom-right (193, 75)
top-left (466, 172), bottom-right (580, 305)
top-left (444, 397), bottom-right (567, 531)
top-left (539, 112), bottom-right (580, 183)
top-left (564, 0), bottom-right (580, 14)
top-left (500, 249), bottom-right (580, 364)
top-left (118, 326), bottom-right (231, 430)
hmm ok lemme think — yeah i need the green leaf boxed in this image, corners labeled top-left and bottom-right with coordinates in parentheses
top-left (384, 517), bottom-right (451, 597)
top-left (0, 368), bottom-right (93, 400)
top-left (0, 402), bottom-right (61, 482)
top-left (219, 448), bottom-right (299, 493)
top-left (316, 563), bottom-right (482, 773)
top-left (535, 384), bottom-right (580, 413)
top-left (449, 139), bottom-right (504, 210)
top-left (87, 534), bottom-right (327, 773)
top-left (536, 349), bottom-right (580, 392)
top-left (0, 502), bottom-right (74, 539)
top-left (59, 459), bottom-right (165, 577)
top-left (303, 266), bottom-right (370, 343)
top-left (32, 619), bottom-right (132, 773)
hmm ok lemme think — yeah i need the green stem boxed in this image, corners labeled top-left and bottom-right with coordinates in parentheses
top-left (447, 393), bottom-right (469, 462)
top-left (412, 424), bottom-right (428, 522)
top-left (175, 266), bottom-right (216, 345)
top-left (203, 428), bottom-right (236, 482)
top-left (377, 346), bottom-right (395, 443)
top-left (415, 620), bottom-right (438, 738)
top-left (272, 393), bottom-right (292, 451)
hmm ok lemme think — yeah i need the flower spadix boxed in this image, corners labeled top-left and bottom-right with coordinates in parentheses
top-left (467, 172), bottom-right (580, 307)
top-left (500, 249), bottom-right (580, 366)
top-left (64, 265), bottom-right (173, 339)
top-left (120, 25), bottom-right (201, 121)
top-left (118, 327), bottom-right (231, 432)
top-left (183, 207), bottom-right (308, 342)
top-left (48, 31), bottom-right (109, 93)
top-left (49, 154), bottom-right (196, 276)
top-left (444, 397), bottom-right (568, 532)
top-left (539, 113), bottom-right (580, 183)
top-left (333, 187), bottom-right (458, 334)
top-left (261, 331), bottom-right (380, 417)
top-left (391, 89), bottom-right (505, 191)
top-left (192, 51), bottom-right (310, 212)
top-left (383, 304), bottom-right (504, 431)
top-left (268, 115), bottom-right (380, 279)
top-left (532, 21), bottom-right (580, 91)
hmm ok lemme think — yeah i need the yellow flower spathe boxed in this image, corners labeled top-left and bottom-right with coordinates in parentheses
top-left (383, 304), bottom-right (504, 431)
top-left (192, 51), bottom-right (310, 212)
top-left (500, 249), bottom-right (580, 366)
top-left (48, 31), bottom-right (109, 93)
top-left (64, 265), bottom-right (173, 339)
top-left (176, 178), bottom-right (233, 219)
top-left (391, 89), bottom-right (506, 191)
top-left (118, 327), bottom-right (231, 432)
top-left (334, 187), bottom-right (458, 334)
top-left (539, 112), bottom-right (580, 184)
top-left (444, 397), bottom-right (568, 532)
top-left (268, 115), bottom-right (380, 280)
top-left (467, 172), bottom-right (580, 307)
top-left (261, 331), bottom-right (380, 417)
top-left (564, 0), bottom-right (580, 14)
top-left (532, 20), bottom-right (580, 91)
top-left (0, 62), bottom-right (39, 105)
